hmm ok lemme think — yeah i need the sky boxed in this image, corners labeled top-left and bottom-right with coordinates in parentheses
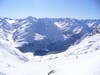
top-left (0, 0), bottom-right (100, 19)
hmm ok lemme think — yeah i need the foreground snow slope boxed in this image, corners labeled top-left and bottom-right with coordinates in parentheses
top-left (0, 33), bottom-right (100, 75)
top-left (0, 38), bottom-right (28, 75)
top-left (6, 50), bottom-right (99, 75)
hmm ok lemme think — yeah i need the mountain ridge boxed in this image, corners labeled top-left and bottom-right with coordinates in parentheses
top-left (0, 16), bottom-right (100, 75)
top-left (0, 16), bottom-right (100, 55)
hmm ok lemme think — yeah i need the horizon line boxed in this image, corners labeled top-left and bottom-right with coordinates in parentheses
top-left (0, 16), bottom-right (100, 20)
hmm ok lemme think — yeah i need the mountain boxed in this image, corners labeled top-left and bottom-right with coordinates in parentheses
top-left (0, 17), bottom-right (100, 55)
top-left (0, 28), bottom-right (100, 75)
top-left (0, 16), bottom-right (100, 75)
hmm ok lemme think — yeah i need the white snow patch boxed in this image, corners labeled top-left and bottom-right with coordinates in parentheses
top-left (63, 34), bottom-right (69, 40)
top-left (73, 27), bottom-right (83, 34)
top-left (34, 33), bottom-right (45, 41)
top-left (54, 22), bottom-right (63, 29)
top-left (6, 20), bottom-right (16, 24)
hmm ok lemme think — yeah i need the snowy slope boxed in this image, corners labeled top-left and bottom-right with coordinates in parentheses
top-left (6, 51), bottom-right (100, 75)
top-left (0, 38), bottom-right (28, 75)
top-left (67, 34), bottom-right (100, 55)
top-left (0, 33), bottom-right (100, 75)
top-left (0, 39), bottom-right (29, 61)
top-left (0, 18), bottom-right (13, 40)
top-left (15, 33), bottom-right (100, 75)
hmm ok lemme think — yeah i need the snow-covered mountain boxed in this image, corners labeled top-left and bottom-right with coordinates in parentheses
top-left (0, 27), bottom-right (100, 75)
top-left (0, 16), bottom-right (100, 75)
top-left (0, 17), bottom-right (100, 55)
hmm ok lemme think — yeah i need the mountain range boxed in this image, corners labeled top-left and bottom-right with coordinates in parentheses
top-left (0, 16), bottom-right (100, 75)
top-left (0, 16), bottom-right (100, 55)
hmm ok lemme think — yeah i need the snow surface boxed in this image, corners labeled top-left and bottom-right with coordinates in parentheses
top-left (67, 33), bottom-right (100, 55)
top-left (34, 33), bottom-right (46, 41)
top-left (6, 19), bottom-right (16, 24)
top-left (0, 17), bottom-right (100, 75)
top-left (0, 33), bottom-right (100, 75)
top-left (73, 26), bottom-right (83, 34)
top-left (0, 38), bottom-right (29, 74)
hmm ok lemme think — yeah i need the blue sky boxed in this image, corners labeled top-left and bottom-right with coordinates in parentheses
top-left (0, 0), bottom-right (99, 19)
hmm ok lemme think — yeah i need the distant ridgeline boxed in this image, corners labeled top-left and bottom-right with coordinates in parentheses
top-left (0, 17), bottom-right (100, 55)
